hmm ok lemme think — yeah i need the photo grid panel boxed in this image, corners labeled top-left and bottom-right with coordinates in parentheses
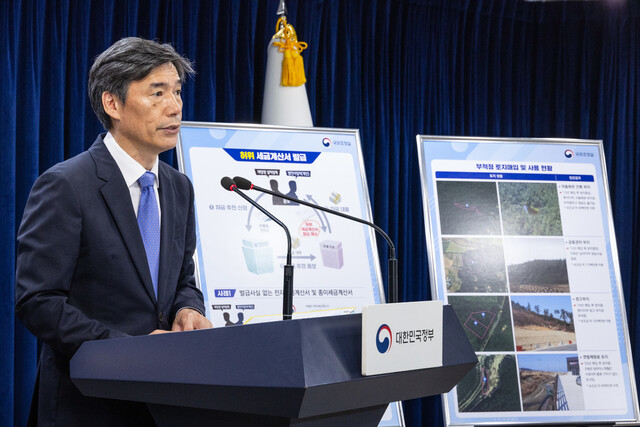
top-left (437, 179), bottom-right (582, 414)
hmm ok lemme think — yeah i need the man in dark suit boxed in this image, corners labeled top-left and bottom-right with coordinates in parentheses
top-left (15, 37), bottom-right (212, 426)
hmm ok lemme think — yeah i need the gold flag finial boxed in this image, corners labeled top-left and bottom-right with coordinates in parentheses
top-left (277, 0), bottom-right (287, 16)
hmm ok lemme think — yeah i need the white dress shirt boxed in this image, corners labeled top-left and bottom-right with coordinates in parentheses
top-left (103, 132), bottom-right (161, 221)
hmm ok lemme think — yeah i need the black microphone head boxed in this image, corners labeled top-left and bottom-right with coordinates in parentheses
top-left (233, 176), bottom-right (253, 190)
top-left (220, 177), bottom-right (236, 191)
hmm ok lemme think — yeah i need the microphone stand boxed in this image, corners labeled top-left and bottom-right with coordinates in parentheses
top-left (221, 178), bottom-right (295, 320)
top-left (233, 176), bottom-right (398, 304)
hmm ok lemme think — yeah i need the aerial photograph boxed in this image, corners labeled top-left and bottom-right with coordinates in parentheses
top-left (504, 237), bottom-right (570, 293)
top-left (448, 295), bottom-right (514, 352)
top-left (457, 354), bottom-right (521, 412)
top-left (443, 237), bottom-right (508, 293)
top-left (499, 182), bottom-right (563, 236)
top-left (511, 295), bottom-right (576, 351)
top-left (437, 181), bottom-right (501, 235)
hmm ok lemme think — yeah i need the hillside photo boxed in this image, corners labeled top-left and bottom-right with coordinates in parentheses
top-left (519, 354), bottom-right (584, 411)
top-left (511, 295), bottom-right (576, 351)
top-left (437, 181), bottom-right (501, 235)
top-left (504, 238), bottom-right (569, 293)
top-left (499, 182), bottom-right (563, 236)
top-left (457, 354), bottom-right (521, 412)
top-left (443, 238), bottom-right (507, 293)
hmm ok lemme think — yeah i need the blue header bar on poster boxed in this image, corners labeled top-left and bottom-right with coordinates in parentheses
top-left (435, 171), bottom-right (595, 182)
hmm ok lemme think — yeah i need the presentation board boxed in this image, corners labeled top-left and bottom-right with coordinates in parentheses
top-left (416, 136), bottom-right (639, 426)
top-left (177, 122), bottom-right (403, 426)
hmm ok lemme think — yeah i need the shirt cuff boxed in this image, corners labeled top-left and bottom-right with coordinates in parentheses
top-left (176, 306), bottom-right (204, 317)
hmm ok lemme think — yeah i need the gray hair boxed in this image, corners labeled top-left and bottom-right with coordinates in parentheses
top-left (88, 37), bottom-right (195, 129)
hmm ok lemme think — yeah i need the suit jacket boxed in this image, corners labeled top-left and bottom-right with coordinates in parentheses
top-left (15, 134), bottom-right (206, 426)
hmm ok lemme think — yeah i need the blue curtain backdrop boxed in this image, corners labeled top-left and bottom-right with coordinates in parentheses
top-left (2, 0), bottom-right (639, 425)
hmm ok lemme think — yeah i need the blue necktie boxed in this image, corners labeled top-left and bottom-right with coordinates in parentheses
top-left (137, 171), bottom-right (160, 298)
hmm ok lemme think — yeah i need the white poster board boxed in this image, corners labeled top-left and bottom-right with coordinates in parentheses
top-left (416, 136), bottom-right (639, 426)
top-left (177, 122), bottom-right (403, 426)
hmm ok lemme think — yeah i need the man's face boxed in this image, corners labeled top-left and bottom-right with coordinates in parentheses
top-left (106, 62), bottom-right (183, 164)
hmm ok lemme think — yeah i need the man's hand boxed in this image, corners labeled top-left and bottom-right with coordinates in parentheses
top-left (171, 308), bottom-right (213, 332)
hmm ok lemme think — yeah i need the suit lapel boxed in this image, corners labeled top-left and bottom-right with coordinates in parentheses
top-left (157, 163), bottom-right (176, 306)
top-left (89, 137), bottom-right (157, 304)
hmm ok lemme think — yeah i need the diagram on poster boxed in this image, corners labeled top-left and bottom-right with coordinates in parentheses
top-left (417, 136), bottom-right (639, 426)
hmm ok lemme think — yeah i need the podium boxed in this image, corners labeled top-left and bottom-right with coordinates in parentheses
top-left (71, 305), bottom-right (476, 426)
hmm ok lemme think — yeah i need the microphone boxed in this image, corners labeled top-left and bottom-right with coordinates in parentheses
top-left (233, 176), bottom-right (398, 304)
top-left (220, 177), bottom-right (295, 320)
